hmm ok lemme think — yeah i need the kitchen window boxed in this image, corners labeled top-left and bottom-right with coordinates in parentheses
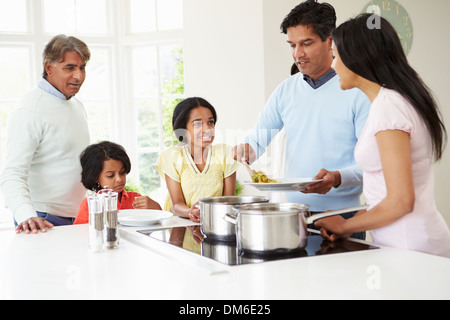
top-left (0, 0), bottom-right (184, 203)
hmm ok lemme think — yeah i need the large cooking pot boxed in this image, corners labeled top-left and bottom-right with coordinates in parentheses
top-left (199, 195), bottom-right (269, 241)
top-left (225, 203), bottom-right (368, 255)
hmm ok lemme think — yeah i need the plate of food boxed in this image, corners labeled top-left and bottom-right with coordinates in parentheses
top-left (243, 177), bottom-right (323, 192)
top-left (118, 209), bottom-right (173, 227)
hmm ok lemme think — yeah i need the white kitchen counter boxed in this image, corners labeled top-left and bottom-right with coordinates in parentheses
top-left (1, 216), bottom-right (449, 300)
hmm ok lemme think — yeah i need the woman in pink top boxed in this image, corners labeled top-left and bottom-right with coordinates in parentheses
top-left (315, 14), bottom-right (450, 258)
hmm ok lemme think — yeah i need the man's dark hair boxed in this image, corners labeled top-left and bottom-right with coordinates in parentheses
top-left (280, 0), bottom-right (336, 41)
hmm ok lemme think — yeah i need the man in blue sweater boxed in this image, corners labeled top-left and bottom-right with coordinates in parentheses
top-left (233, 1), bottom-right (370, 238)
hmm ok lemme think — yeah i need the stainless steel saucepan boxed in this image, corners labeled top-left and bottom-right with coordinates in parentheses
top-left (199, 195), bottom-right (270, 241)
top-left (224, 203), bottom-right (368, 254)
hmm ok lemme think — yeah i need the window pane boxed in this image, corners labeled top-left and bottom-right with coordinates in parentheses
top-left (80, 47), bottom-right (111, 100)
top-left (0, 47), bottom-right (31, 100)
top-left (0, 0), bottom-right (27, 33)
top-left (83, 100), bottom-right (109, 143)
top-left (136, 99), bottom-right (159, 149)
top-left (138, 152), bottom-right (160, 194)
top-left (130, 0), bottom-right (156, 33)
top-left (43, 0), bottom-right (76, 34)
top-left (157, 0), bottom-right (183, 30)
top-left (132, 47), bottom-right (158, 98)
top-left (0, 102), bottom-right (15, 156)
top-left (43, 0), bottom-right (108, 35)
top-left (78, 47), bottom-right (111, 143)
top-left (162, 98), bottom-right (182, 147)
top-left (160, 46), bottom-right (184, 95)
top-left (76, 0), bottom-right (108, 35)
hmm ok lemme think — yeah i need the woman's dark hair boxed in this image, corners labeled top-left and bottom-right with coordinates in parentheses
top-left (80, 141), bottom-right (131, 191)
top-left (280, 0), bottom-right (336, 41)
top-left (172, 97), bottom-right (217, 143)
top-left (333, 13), bottom-right (447, 161)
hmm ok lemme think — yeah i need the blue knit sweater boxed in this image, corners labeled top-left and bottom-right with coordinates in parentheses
top-left (247, 72), bottom-right (370, 211)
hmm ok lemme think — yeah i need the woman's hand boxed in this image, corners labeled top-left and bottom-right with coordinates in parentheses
top-left (314, 215), bottom-right (352, 242)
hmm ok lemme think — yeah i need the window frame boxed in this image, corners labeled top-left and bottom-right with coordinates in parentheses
top-left (0, 0), bottom-right (184, 198)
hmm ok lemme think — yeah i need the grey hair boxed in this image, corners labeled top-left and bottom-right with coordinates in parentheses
top-left (42, 34), bottom-right (91, 78)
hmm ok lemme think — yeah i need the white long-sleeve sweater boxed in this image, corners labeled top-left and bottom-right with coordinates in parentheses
top-left (0, 86), bottom-right (90, 224)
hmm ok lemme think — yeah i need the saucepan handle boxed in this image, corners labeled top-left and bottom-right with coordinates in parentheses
top-left (223, 213), bottom-right (237, 225)
top-left (305, 205), bottom-right (368, 225)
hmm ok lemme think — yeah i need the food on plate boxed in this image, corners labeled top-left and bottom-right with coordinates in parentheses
top-left (251, 170), bottom-right (278, 183)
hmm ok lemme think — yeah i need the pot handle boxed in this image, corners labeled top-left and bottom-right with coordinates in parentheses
top-left (223, 213), bottom-right (237, 225)
top-left (305, 205), bottom-right (368, 225)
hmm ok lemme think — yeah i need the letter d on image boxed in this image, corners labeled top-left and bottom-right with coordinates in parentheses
top-left (366, 265), bottom-right (381, 290)
top-left (66, 265), bottom-right (81, 290)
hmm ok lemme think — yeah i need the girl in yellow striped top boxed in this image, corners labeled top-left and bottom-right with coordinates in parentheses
top-left (155, 97), bottom-right (240, 222)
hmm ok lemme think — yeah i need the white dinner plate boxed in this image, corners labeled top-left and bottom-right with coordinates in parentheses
top-left (243, 178), bottom-right (323, 192)
top-left (118, 209), bottom-right (173, 227)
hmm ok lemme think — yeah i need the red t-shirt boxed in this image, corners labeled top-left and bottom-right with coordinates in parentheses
top-left (74, 190), bottom-right (142, 224)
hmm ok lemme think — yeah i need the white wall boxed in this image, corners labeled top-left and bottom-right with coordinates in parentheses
top-left (398, 0), bottom-right (450, 228)
top-left (184, 0), bottom-right (265, 133)
top-left (184, 0), bottom-right (450, 227)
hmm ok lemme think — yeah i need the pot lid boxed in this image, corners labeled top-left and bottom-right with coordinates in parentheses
top-left (234, 202), bottom-right (309, 215)
top-left (199, 195), bottom-right (269, 205)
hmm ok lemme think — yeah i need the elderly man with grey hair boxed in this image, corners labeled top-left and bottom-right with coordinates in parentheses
top-left (0, 35), bottom-right (91, 234)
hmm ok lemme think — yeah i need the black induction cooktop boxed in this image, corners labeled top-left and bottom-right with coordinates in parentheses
top-left (137, 226), bottom-right (378, 266)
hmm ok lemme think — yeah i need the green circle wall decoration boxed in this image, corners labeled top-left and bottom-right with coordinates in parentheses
top-left (362, 0), bottom-right (413, 56)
